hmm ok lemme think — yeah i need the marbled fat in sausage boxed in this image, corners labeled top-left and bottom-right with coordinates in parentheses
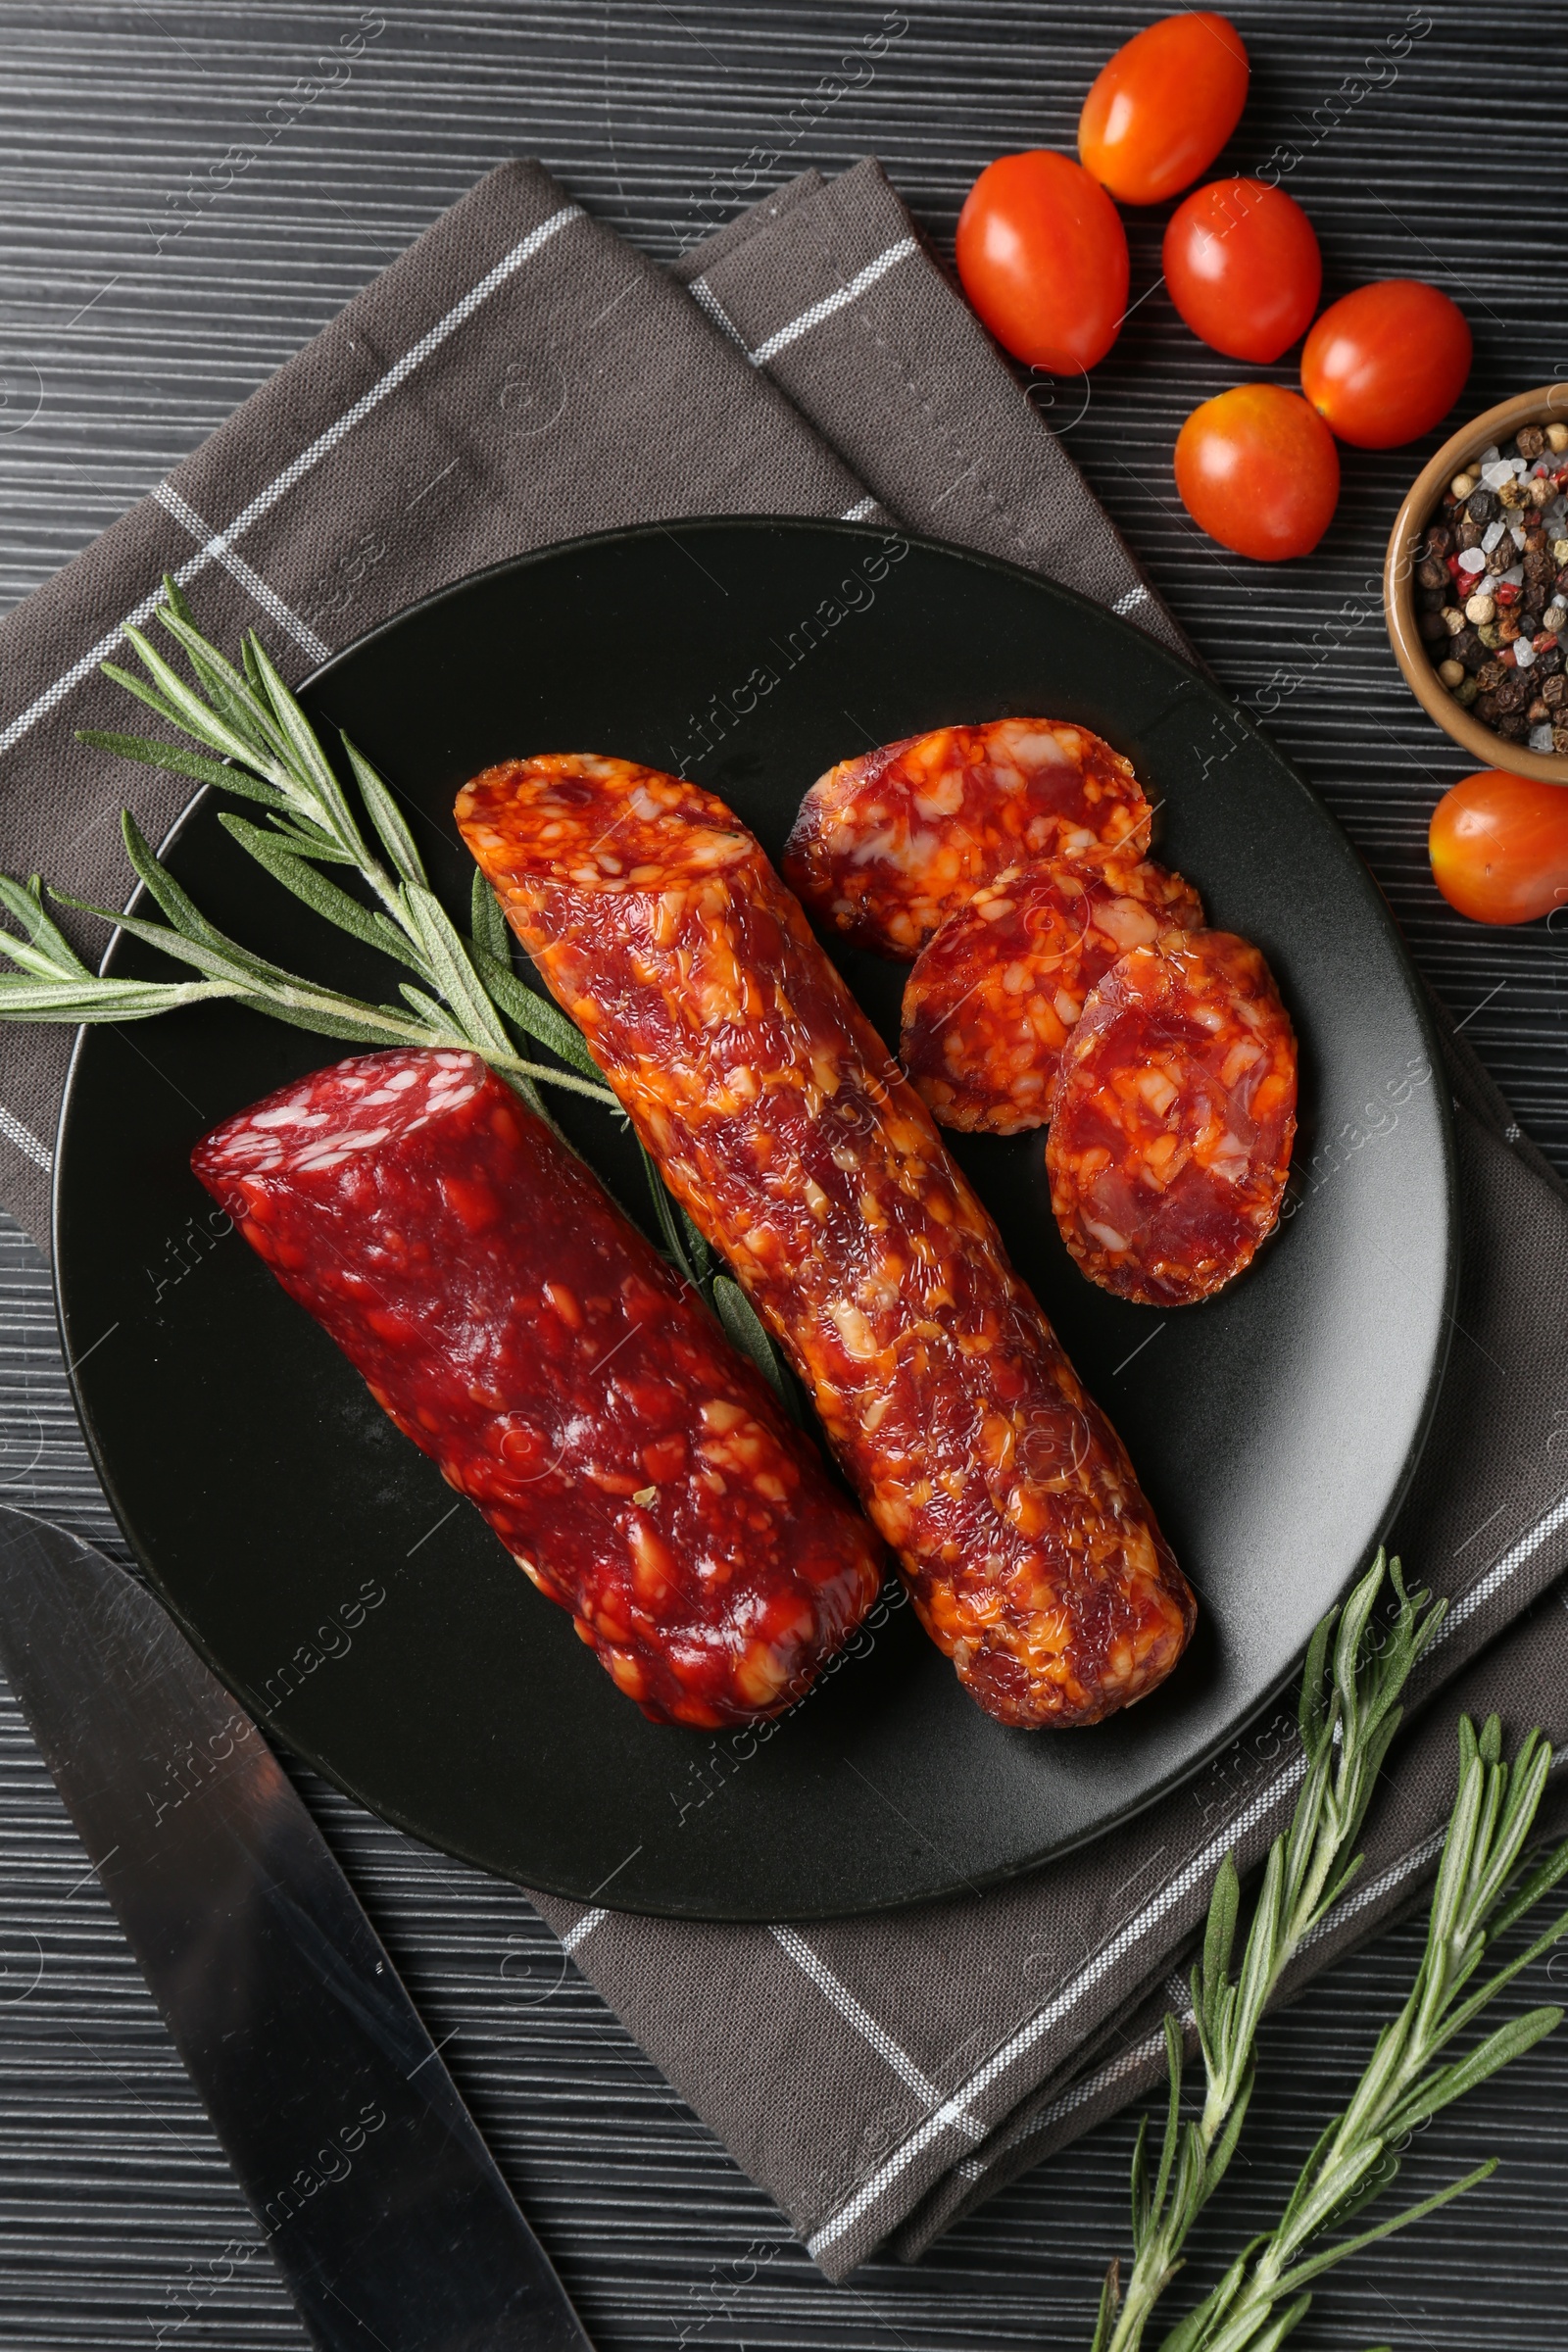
top-left (902, 855), bottom-right (1203, 1134)
top-left (783, 718), bottom-right (1152, 958)
top-left (1047, 933), bottom-right (1298, 1306)
top-left (192, 1048), bottom-right (883, 1729)
top-left (457, 757), bottom-right (1195, 1730)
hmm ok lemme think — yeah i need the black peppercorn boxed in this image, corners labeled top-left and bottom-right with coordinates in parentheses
top-left (1417, 425), bottom-right (1568, 739)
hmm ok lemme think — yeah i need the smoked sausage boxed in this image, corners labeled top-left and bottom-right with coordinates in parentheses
top-left (457, 756), bottom-right (1195, 1730)
top-left (193, 1047), bottom-right (884, 1729)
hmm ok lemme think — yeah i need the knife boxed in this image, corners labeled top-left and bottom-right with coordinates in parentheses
top-left (0, 1505), bottom-right (594, 2351)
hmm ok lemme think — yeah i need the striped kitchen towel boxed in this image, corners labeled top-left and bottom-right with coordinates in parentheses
top-left (2, 154), bottom-right (1567, 2281)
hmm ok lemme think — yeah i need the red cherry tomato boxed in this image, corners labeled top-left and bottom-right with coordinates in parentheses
top-left (1300, 280), bottom-right (1472, 449)
top-left (1079, 13), bottom-right (1249, 206)
top-left (1174, 384), bottom-right (1340, 562)
top-left (1162, 179), bottom-right (1321, 363)
top-left (956, 151), bottom-right (1130, 372)
top-left (1429, 770), bottom-right (1568, 926)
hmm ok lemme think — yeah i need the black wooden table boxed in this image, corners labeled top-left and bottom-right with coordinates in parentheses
top-left (1, 6), bottom-right (1565, 2345)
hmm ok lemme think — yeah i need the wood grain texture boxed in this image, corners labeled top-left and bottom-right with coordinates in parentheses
top-left (0, 3), bottom-right (1565, 2344)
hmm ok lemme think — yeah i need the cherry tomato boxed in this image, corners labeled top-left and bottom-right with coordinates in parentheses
top-left (1162, 179), bottom-right (1321, 363)
top-left (1174, 384), bottom-right (1340, 561)
top-left (1079, 13), bottom-right (1249, 206)
top-left (956, 151), bottom-right (1129, 372)
top-left (1300, 280), bottom-right (1472, 449)
top-left (1429, 769), bottom-right (1568, 926)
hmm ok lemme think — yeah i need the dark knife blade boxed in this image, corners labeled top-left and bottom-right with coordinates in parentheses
top-left (0, 1505), bottom-right (594, 2352)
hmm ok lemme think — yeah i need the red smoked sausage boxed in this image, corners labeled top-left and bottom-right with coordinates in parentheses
top-left (902, 855), bottom-right (1203, 1134)
top-left (457, 757), bottom-right (1195, 1730)
top-left (783, 718), bottom-right (1152, 957)
top-left (1047, 933), bottom-right (1298, 1306)
top-left (192, 1047), bottom-right (883, 1729)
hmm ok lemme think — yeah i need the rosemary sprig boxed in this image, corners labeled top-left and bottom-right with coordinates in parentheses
top-left (1155, 1716), bottom-right (1568, 2352)
top-left (32, 574), bottom-right (614, 1122)
top-left (1096, 1552), bottom-right (1447, 2352)
top-left (1094, 1555), bottom-right (1568, 2352)
top-left (0, 580), bottom-right (793, 1396)
top-left (0, 814), bottom-right (615, 1114)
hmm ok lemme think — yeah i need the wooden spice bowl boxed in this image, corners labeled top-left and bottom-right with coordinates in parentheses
top-left (1384, 383), bottom-right (1568, 784)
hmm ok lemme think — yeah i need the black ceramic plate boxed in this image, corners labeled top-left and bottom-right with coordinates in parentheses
top-left (54, 520), bottom-right (1455, 1921)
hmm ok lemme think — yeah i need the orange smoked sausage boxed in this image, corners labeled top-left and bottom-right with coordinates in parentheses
top-left (458, 757), bottom-right (1195, 1729)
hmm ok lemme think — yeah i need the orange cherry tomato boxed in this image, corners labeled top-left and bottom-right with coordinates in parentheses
top-left (1174, 384), bottom-right (1340, 562)
top-left (956, 151), bottom-right (1130, 372)
top-left (1079, 13), bottom-right (1249, 206)
top-left (1429, 770), bottom-right (1568, 926)
top-left (1162, 179), bottom-right (1321, 363)
top-left (1300, 280), bottom-right (1472, 449)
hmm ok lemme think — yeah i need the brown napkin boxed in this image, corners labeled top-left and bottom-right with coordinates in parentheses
top-left (2, 156), bottom-right (1566, 2279)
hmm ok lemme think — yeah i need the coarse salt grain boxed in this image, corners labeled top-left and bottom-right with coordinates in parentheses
top-left (1483, 461), bottom-right (1516, 490)
top-left (1458, 547), bottom-right (1487, 572)
top-left (1514, 638), bottom-right (1537, 668)
top-left (1531, 723), bottom-right (1555, 752)
top-left (1482, 519), bottom-right (1506, 552)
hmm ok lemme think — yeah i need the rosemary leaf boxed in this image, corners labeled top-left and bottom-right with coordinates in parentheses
top-left (400, 883), bottom-right (513, 1055)
top-left (470, 940), bottom-right (603, 1075)
top-left (96, 658), bottom-right (207, 746)
top-left (641, 1141), bottom-right (700, 1285)
top-left (120, 808), bottom-right (233, 951)
top-left (711, 1275), bottom-right (796, 1413)
top-left (470, 870), bottom-right (511, 965)
top-left (259, 814), bottom-right (362, 863)
top-left (74, 728), bottom-right (277, 802)
top-left (155, 593), bottom-right (298, 767)
top-left (678, 1203), bottom-right (713, 1285)
top-left (342, 737), bottom-right (427, 888)
top-left (244, 632), bottom-right (362, 850)
top-left (1263, 2163), bottom-right (1498, 2305)
top-left (0, 877), bottom-right (91, 981)
top-left (220, 814), bottom-right (432, 977)
top-left (118, 625), bottom-right (277, 781)
top-left (0, 975), bottom-right (240, 1021)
